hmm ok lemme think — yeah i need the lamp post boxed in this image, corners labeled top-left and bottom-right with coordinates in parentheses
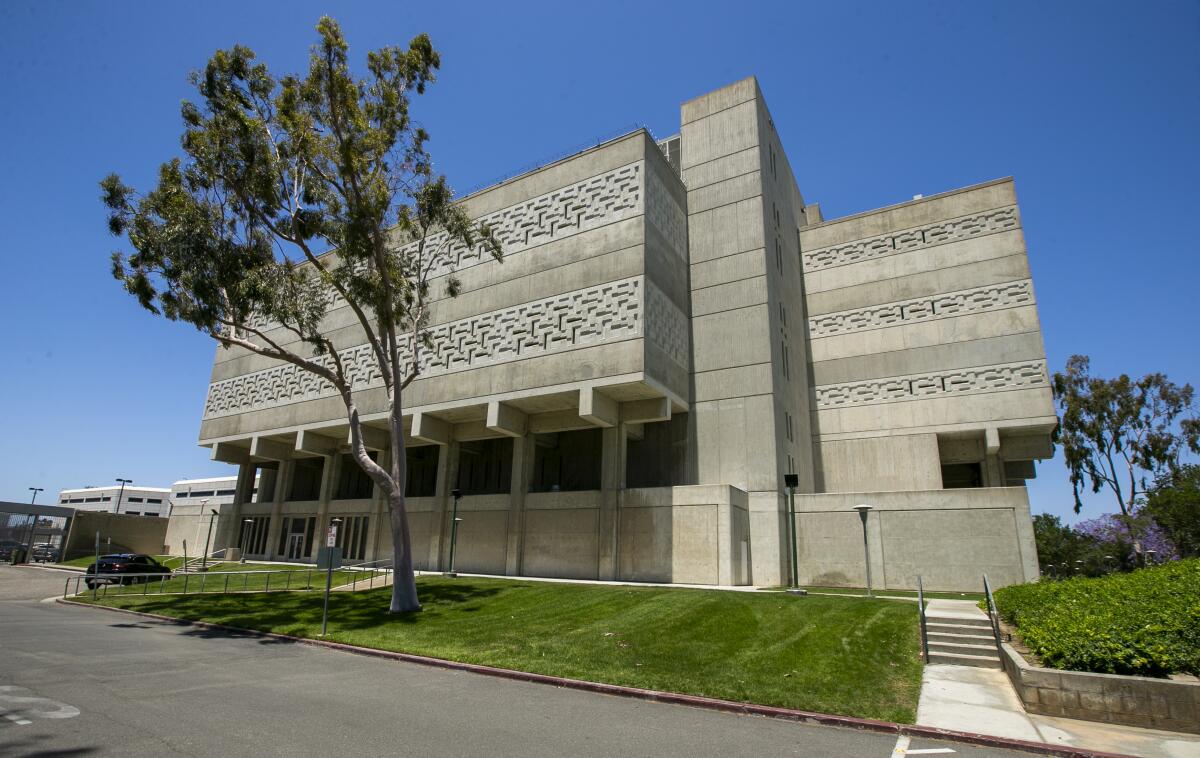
top-left (446, 488), bottom-right (463, 577)
top-left (113, 478), bottom-right (132, 514)
top-left (783, 473), bottom-right (799, 588)
top-left (240, 518), bottom-right (253, 563)
top-left (853, 504), bottom-right (874, 598)
top-left (201, 504), bottom-right (217, 571)
top-left (23, 488), bottom-right (44, 562)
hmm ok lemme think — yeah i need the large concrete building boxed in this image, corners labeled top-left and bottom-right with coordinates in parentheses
top-left (190, 77), bottom-right (1054, 590)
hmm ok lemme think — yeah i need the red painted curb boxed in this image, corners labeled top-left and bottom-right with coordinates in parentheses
top-left (56, 599), bottom-right (1134, 758)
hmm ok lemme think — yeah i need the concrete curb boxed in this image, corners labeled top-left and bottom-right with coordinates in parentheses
top-left (56, 598), bottom-right (1134, 758)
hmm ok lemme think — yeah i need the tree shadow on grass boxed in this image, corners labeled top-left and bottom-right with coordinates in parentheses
top-left (322, 582), bottom-right (508, 629)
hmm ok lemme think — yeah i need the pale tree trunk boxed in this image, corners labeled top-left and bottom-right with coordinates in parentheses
top-left (388, 394), bottom-right (421, 612)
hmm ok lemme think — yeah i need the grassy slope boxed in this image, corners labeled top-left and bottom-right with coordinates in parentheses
top-left (80, 576), bottom-right (922, 722)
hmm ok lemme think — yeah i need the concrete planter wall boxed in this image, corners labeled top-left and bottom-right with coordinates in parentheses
top-left (1000, 643), bottom-right (1200, 734)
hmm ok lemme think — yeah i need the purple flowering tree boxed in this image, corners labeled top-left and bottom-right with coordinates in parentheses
top-left (1074, 513), bottom-right (1179, 563)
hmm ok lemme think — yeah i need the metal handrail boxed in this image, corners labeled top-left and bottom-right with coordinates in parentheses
top-left (917, 575), bottom-right (930, 663)
top-left (982, 574), bottom-right (1004, 651)
top-left (342, 557), bottom-right (394, 591)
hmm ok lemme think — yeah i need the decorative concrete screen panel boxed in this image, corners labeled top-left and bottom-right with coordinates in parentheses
top-left (205, 276), bottom-right (646, 418)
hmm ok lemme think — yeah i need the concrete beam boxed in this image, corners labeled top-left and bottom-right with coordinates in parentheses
top-left (621, 397), bottom-right (671, 424)
top-left (411, 412), bottom-right (452, 446)
top-left (579, 387), bottom-right (619, 428)
top-left (250, 436), bottom-right (294, 462)
top-left (295, 430), bottom-right (340, 458)
top-left (349, 425), bottom-right (390, 452)
top-left (210, 442), bottom-right (250, 465)
top-left (486, 401), bottom-right (527, 438)
top-left (1001, 434), bottom-right (1054, 461)
top-left (528, 410), bottom-right (596, 434)
top-left (985, 426), bottom-right (1001, 456)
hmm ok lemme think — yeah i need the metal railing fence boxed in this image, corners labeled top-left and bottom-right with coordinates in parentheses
top-left (982, 574), bottom-right (1004, 651)
top-left (916, 575), bottom-right (930, 663)
top-left (62, 564), bottom-right (392, 600)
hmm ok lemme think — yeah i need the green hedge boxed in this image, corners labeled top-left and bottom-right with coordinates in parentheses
top-left (993, 558), bottom-right (1200, 677)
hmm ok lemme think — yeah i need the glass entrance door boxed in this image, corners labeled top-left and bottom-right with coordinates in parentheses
top-left (286, 532), bottom-right (305, 560)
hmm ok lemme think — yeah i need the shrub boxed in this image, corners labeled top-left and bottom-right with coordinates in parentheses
top-left (993, 558), bottom-right (1200, 677)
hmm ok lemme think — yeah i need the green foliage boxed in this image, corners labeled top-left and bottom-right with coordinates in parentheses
top-left (1053, 355), bottom-right (1199, 521)
top-left (993, 559), bottom-right (1200, 676)
top-left (81, 576), bottom-right (924, 723)
top-left (1144, 465), bottom-right (1200, 558)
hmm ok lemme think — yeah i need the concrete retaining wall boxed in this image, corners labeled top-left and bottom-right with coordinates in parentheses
top-left (1000, 643), bottom-right (1200, 734)
top-left (63, 512), bottom-right (169, 559)
top-left (793, 487), bottom-right (1039, 592)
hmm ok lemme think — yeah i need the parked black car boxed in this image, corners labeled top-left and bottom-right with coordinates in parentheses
top-left (31, 543), bottom-right (60, 562)
top-left (85, 554), bottom-right (172, 588)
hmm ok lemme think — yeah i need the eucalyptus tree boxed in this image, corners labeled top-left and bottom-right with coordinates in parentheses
top-left (1053, 355), bottom-right (1199, 557)
top-left (101, 17), bottom-right (500, 612)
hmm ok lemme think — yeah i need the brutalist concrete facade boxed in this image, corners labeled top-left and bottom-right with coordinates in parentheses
top-left (189, 77), bottom-right (1054, 590)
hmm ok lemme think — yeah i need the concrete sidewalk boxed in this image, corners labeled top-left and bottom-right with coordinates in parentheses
top-left (916, 600), bottom-right (1200, 756)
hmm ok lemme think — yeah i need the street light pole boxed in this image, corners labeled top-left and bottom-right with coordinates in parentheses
top-left (446, 489), bottom-right (463, 577)
top-left (113, 478), bottom-right (132, 515)
top-left (201, 504), bottom-right (216, 571)
top-left (240, 518), bottom-right (253, 563)
top-left (783, 473), bottom-right (799, 588)
top-left (23, 488), bottom-right (44, 562)
top-left (853, 504), bottom-right (874, 598)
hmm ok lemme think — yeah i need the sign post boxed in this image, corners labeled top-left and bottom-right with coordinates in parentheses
top-left (317, 523), bottom-right (341, 637)
top-left (92, 531), bottom-right (100, 600)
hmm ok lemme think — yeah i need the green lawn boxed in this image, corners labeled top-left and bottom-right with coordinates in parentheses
top-left (796, 586), bottom-right (986, 602)
top-left (76, 576), bottom-right (923, 722)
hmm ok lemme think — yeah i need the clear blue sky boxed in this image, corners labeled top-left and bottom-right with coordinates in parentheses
top-left (0, 1), bottom-right (1196, 522)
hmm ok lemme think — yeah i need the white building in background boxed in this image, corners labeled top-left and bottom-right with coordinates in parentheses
top-left (57, 485), bottom-right (171, 517)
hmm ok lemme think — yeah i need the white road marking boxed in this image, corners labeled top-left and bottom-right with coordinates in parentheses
top-left (0, 686), bottom-right (81, 723)
top-left (891, 736), bottom-right (956, 756)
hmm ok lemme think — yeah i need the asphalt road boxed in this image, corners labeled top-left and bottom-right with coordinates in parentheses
top-left (0, 564), bottom-right (1039, 758)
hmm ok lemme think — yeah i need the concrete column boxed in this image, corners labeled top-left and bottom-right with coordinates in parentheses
top-left (216, 463), bottom-right (256, 554)
top-left (264, 460), bottom-right (292, 559)
top-left (426, 442), bottom-right (460, 570)
top-left (597, 423), bottom-right (627, 580)
top-left (505, 435), bottom-right (536, 576)
top-left (312, 453), bottom-right (341, 559)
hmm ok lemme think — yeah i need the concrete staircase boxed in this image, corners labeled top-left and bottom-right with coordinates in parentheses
top-left (923, 599), bottom-right (1002, 669)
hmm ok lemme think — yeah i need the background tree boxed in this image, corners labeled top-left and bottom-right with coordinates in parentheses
top-left (1052, 355), bottom-right (1199, 556)
top-left (1144, 465), bottom-right (1200, 558)
top-left (101, 18), bottom-right (499, 613)
top-left (1032, 513), bottom-right (1112, 577)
